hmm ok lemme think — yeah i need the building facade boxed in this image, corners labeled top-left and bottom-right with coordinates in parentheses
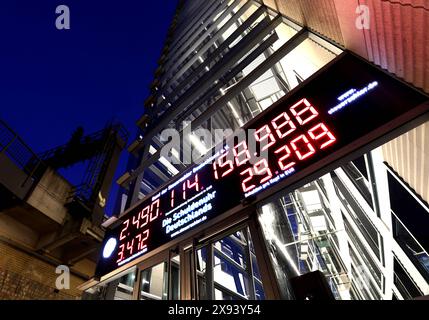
top-left (80, 0), bottom-right (429, 300)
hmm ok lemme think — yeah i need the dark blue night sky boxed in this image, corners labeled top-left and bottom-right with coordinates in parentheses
top-left (0, 1), bottom-right (178, 214)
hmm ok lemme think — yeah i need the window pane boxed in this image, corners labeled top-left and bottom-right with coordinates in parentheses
top-left (140, 262), bottom-right (168, 300)
top-left (197, 227), bottom-right (265, 300)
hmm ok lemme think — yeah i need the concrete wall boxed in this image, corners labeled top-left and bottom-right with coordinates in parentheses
top-left (0, 153), bottom-right (34, 200)
top-left (26, 168), bottom-right (71, 225)
top-left (0, 166), bottom-right (99, 299)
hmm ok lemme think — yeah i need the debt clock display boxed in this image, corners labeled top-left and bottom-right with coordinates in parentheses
top-left (95, 52), bottom-right (429, 278)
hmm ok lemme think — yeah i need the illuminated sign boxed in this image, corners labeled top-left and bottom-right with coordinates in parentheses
top-left (95, 53), bottom-right (428, 278)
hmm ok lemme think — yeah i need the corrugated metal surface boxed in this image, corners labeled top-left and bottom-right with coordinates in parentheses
top-left (264, 0), bottom-right (429, 203)
top-left (361, 0), bottom-right (429, 92)
top-left (360, 0), bottom-right (429, 205)
top-left (266, 0), bottom-right (429, 92)
top-left (269, 0), bottom-right (305, 26)
top-left (265, 0), bottom-right (429, 91)
top-left (382, 122), bottom-right (429, 204)
top-left (265, 0), bottom-right (344, 44)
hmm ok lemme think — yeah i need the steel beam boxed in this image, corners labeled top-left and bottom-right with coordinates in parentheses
top-left (137, 15), bottom-right (283, 153)
top-left (165, 5), bottom-right (267, 105)
top-left (165, 0), bottom-right (247, 79)
top-left (152, 6), bottom-right (269, 119)
top-left (118, 29), bottom-right (307, 188)
top-left (164, 0), bottom-right (227, 72)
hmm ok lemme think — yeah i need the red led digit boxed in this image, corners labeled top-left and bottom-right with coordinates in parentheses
top-left (308, 123), bottom-right (336, 149)
top-left (254, 125), bottom-right (276, 151)
top-left (290, 134), bottom-right (316, 160)
top-left (136, 233), bottom-right (142, 250)
top-left (275, 145), bottom-right (296, 171)
top-left (170, 189), bottom-right (175, 208)
top-left (140, 206), bottom-right (149, 228)
top-left (271, 112), bottom-right (296, 139)
top-left (116, 244), bottom-right (125, 263)
top-left (240, 168), bottom-right (256, 193)
top-left (182, 182), bottom-right (186, 200)
top-left (254, 159), bottom-right (273, 184)
top-left (233, 141), bottom-right (251, 166)
top-left (213, 151), bottom-right (234, 179)
top-left (187, 174), bottom-right (200, 193)
top-left (126, 238), bottom-right (135, 255)
top-left (182, 174), bottom-right (199, 200)
top-left (290, 99), bottom-right (318, 125)
top-left (150, 198), bottom-right (160, 222)
top-left (213, 161), bottom-right (219, 179)
top-left (119, 219), bottom-right (129, 241)
top-left (132, 212), bottom-right (140, 229)
top-left (140, 229), bottom-right (150, 250)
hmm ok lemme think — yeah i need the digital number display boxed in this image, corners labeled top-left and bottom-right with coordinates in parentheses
top-left (212, 97), bottom-right (337, 196)
top-left (95, 53), bottom-right (428, 278)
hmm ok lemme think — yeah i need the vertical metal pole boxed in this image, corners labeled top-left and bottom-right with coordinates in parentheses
top-left (244, 228), bottom-right (257, 300)
top-left (191, 241), bottom-right (199, 300)
top-left (132, 268), bottom-right (141, 300)
top-left (205, 243), bottom-right (214, 300)
top-left (248, 213), bottom-right (284, 299)
top-left (126, 143), bottom-right (150, 209)
top-left (167, 249), bottom-right (172, 300)
top-left (181, 243), bottom-right (197, 300)
top-left (0, 135), bottom-right (17, 154)
top-left (180, 247), bottom-right (189, 300)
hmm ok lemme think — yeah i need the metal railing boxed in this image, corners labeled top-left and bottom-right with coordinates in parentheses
top-left (38, 123), bottom-right (128, 165)
top-left (392, 210), bottom-right (429, 281)
top-left (65, 124), bottom-right (129, 210)
top-left (0, 119), bottom-right (46, 183)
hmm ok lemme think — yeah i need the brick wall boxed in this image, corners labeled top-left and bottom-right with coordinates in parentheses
top-left (0, 268), bottom-right (76, 300)
top-left (0, 241), bottom-right (86, 300)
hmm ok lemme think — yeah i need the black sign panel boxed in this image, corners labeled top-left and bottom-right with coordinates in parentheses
top-left (95, 53), bottom-right (428, 278)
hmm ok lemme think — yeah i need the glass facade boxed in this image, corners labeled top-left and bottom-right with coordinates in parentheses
top-left (197, 227), bottom-right (265, 300)
top-left (85, 0), bottom-right (429, 300)
top-left (257, 150), bottom-right (429, 300)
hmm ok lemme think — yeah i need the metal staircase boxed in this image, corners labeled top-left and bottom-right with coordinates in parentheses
top-left (0, 119), bottom-right (128, 220)
top-left (0, 120), bottom-right (46, 207)
top-left (38, 123), bottom-right (129, 220)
